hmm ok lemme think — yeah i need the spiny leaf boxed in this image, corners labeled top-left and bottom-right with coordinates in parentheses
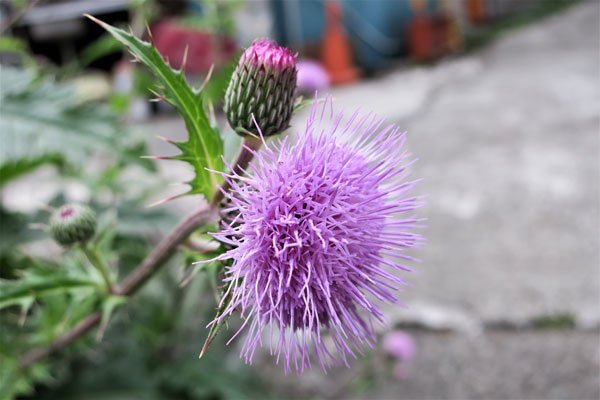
top-left (88, 15), bottom-right (224, 200)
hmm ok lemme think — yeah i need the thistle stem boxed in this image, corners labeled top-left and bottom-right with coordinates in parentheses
top-left (115, 206), bottom-right (217, 296)
top-left (211, 135), bottom-right (262, 206)
top-left (81, 244), bottom-right (114, 293)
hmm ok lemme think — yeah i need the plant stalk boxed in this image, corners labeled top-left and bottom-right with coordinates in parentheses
top-left (81, 244), bottom-right (114, 293)
top-left (211, 135), bottom-right (262, 206)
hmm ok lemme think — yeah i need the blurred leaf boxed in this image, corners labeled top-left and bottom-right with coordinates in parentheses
top-left (120, 141), bottom-right (157, 172)
top-left (0, 274), bottom-right (98, 310)
top-left (0, 36), bottom-right (37, 70)
top-left (202, 58), bottom-right (235, 104)
top-left (0, 358), bottom-right (52, 400)
top-left (0, 208), bottom-right (46, 252)
top-left (79, 33), bottom-right (121, 67)
top-left (0, 36), bottom-right (27, 52)
top-left (0, 67), bottom-right (115, 164)
top-left (0, 64), bottom-right (35, 95)
top-left (0, 67), bottom-right (150, 169)
top-left (0, 154), bottom-right (64, 188)
top-left (108, 93), bottom-right (131, 113)
top-left (89, 16), bottom-right (224, 200)
top-left (97, 295), bottom-right (127, 340)
top-left (116, 201), bottom-right (175, 236)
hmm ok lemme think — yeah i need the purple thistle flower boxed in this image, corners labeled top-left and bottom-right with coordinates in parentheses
top-left (208, 98), bottom-right (423, 373)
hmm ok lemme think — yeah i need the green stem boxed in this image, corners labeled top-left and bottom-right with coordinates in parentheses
top-left (81, 244), bottom-right (114, 293)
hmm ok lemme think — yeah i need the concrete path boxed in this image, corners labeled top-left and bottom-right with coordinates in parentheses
top-left (322, 1), bottom-right (600, 331)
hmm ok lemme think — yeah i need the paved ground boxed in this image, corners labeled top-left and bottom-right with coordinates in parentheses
top-left (267, 3), bottom-right (599, 398)
top-left (85, 2), bottom-right (600, 398)
top-left (319, 1), bottom-right (600, 331)
top-left (267, 331), bottom-right (599, 400)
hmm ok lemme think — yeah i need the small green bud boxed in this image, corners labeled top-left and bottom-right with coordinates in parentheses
top-left (224, 39), bottom-right (297, 137)
top-left (49, 204), bottom-right (97, 246)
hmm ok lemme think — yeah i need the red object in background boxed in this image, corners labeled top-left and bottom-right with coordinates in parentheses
top-left (151, 20), bottom-right (236, 74)
top-left (408, 13), bottom-right (434, 62)
top-left (321, 0), bottom-right (359, 85)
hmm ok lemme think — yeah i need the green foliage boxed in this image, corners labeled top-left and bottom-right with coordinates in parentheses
top-left (16, 270), bottom-right (269, 400)
top-left (0, 154), bottom-right (64, 188)
top-left (202, 58), bottom-right (236, 105)
top-left (0, 253), bottom-right (103, 399)
top-left (0, 65), bottom-right (175, 399)
top-left (0, 274), bottom-right (97, 310)
top-left (0, 67), bottom-right (148, 168)
top-left (89, 15), bottom-right (225, 200)
top-left (0, 359), bottom-right (52, 400)
top-left (0, 36), bottom-right (37, 69)
top-left (79, 33), bottom-right (121, 67)
top-left (0, 208), bottom-right (46, 252)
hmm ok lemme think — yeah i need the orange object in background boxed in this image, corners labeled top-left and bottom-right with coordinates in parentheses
top-left (408, 0), bottom-right (463, 62)
top-left (467, 0), bottom-right (486, 24)
top-left (321, 0), bottom-right (359, 85)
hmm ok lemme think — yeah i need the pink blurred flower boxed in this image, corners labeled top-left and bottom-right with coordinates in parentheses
top-left (296, 60), bottom-right (330, 94)
top-left (383, 331), bottom-right (416, 361)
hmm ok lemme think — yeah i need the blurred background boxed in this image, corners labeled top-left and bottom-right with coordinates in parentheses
top-left (0, 0), bottom-right (598, 399)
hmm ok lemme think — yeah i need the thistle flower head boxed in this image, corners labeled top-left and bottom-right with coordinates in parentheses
top-left (210, 98), bottom-right (422, 373)
top-left (224, 39), bottom-right (297, 137)
top-left (50, 204), bottom-right (97, 246)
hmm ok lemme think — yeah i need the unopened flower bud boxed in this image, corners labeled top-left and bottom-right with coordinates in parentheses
top-left (224, 39), bottom-right (297, 137)
top-left (50, 204), bottom-right (97, 246)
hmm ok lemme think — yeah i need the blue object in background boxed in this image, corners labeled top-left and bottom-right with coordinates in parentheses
top-left (270, 0), bottom-right (437, 71)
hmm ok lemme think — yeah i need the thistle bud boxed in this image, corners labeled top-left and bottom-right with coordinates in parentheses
top-left (224, 39), bottom-right (297, 137)
top-left (49, 204), bottom-right (97, 246)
